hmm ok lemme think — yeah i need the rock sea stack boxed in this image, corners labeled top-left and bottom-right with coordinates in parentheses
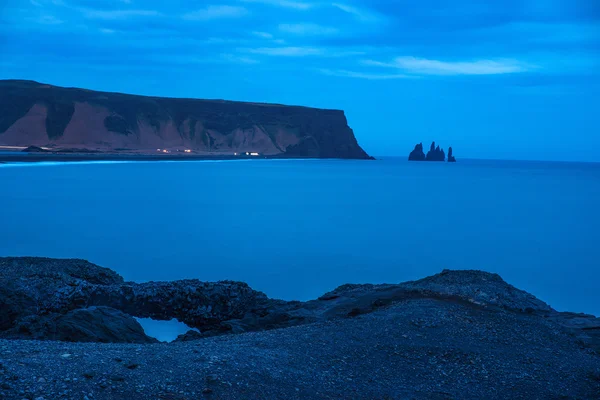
top-left (409, 141), bottom-right (457, 162)
top-left (448, 146), bottom-right (457, 162)
top-left (408, 143), bottom-right (426, 161)
top-left (426, 141), bottom-right (446, 161)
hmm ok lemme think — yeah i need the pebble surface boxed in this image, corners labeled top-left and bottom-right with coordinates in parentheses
top-left (1, 298), bottom-right (599, 400)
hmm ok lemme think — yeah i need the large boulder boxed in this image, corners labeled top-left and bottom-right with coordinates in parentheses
top-left (403, 269), bottom-right (553, 313)
top-left (55, 307), bottom-right (157, 343)
top-left (0, 257), bottom-right (124, 330)
top-left (9, 306), bottom-right (157, 343)
top-left (174, 330), bottom-right (204, 342)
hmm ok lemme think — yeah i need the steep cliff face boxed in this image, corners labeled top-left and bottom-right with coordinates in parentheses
top-left (0, 80), bottom-right (371, 159)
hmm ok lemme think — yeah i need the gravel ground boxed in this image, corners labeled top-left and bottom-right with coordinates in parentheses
top-left (2, 298), bottom-right (599, 400)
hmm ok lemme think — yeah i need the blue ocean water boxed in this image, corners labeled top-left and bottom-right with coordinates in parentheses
top-left (1, 158), bottom-right (599, 322)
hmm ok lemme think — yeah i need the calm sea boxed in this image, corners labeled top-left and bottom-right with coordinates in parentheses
top-left (1, 158), bottom-right (599, 328)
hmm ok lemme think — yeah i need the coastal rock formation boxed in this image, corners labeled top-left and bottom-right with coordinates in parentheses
top-left (12, 306), bottom-right (158, 343)
top-left (21, 145), bottom-right (47, 153)
top-left (0, 80), bottom-right (372, 159)
top-left (448, 146), bottom-right (456, 162)
top-left (408, 143), bottom-right (426, 161)
top-left (2, 257), bottom-right (599, 352)
top-left (409, 141), bottom-right (457, 162)
top-left (2, 258), bottom-right (599, 399)
top-left (0, 257), bottom-right (269, 341)
top-left (426, 141), bottom-right (446, 161)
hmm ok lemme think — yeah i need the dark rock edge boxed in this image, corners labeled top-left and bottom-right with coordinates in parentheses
top-left (0, 257), bottom-right (598, 351)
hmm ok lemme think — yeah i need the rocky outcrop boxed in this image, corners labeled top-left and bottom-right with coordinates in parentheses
top-left (404, 269), bottom-right (552, 312)
top-left (0, 257), bottom-right (124, 330)
top-left (10, 306), bottom-right (157, 343)
top-left (1, 257), bottom-right (598, 350)
top-left (0, 257), bottom-right (269, 340)
top-left (408, 143), bottom-right (426, 161)
top-left (409, 141), bottom-right (457, 162)
top-left (22, 145), bottom-right (47, 153)
top-left (0, 80), bottom-right (372, 159)
top-left (448, 146), bottom-right (456, 162)
top-left (175, 330), bottom-right (204, 342)
top-left (426, 141), bottom-right (446, 161)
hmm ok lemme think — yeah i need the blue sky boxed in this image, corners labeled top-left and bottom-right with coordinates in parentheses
top-left (1, 0), bottom-right (599, 161)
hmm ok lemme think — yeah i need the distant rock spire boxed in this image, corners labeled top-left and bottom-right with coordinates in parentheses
top-left (408, 141), bottom-right (455, 162)
top-left (408, 142), bottom-right (426, 161)
top-left (425, 141), bottom-right (445, 161)
top-left (448, 147), bottom-right (456, 162)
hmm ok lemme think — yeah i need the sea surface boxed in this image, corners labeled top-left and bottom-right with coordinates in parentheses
top-left (1, 158), bottom-right (599, 340)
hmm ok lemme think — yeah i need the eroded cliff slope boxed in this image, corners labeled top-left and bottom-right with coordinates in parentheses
top-left (0, 80), bottom-right (371, 159)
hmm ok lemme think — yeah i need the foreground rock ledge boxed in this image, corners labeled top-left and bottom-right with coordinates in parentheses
top-left (1, 257), bottom-right (599, 347)
top-left (0, 257), bottom-right (599, 399)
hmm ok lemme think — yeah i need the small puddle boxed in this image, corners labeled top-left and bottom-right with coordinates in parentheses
top-left (135, 318), bottom-right (199, 342)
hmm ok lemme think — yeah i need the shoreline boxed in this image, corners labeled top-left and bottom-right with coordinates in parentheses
top-left (0, 152), bottom-right (368, 164)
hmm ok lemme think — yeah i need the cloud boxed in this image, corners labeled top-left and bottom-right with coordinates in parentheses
top-left (364, 56), bottom-right (534, 75)
top-left (252, 31), bottom-right (274, 39)
top-left (331, 3), bottom-right (382, 23)
top-left (99, 28), bottom-right (116, 34)
top-left (221, 53), bottom-right (260, 64)
top-left (246, 46), bottom-right (325, 56)
top-left (244, 46), bottom-right (365, 57)
top-left (182, 5), bottom-right (249, 21)
top-left (318, 69), bottom-right (411, 80)
top-left (239, 0), bottom-right (314, 10)
top-left (95, 53), bottom-right (260, 67)
top-left (35, 15), bottom-right (64, 25)
top-left (28, 0), bottom-right (63, 5)
top-left (80, 9), bottom-right (161, 20)
top-left (279, 23), bottom-right (338, 36)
